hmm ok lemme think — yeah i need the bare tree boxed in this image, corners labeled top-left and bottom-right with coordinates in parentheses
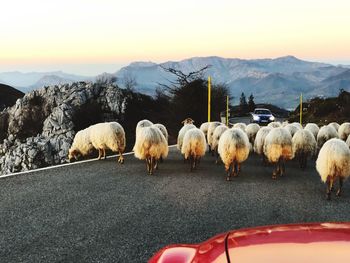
top-left (122, 72), bottom-right (137, 91)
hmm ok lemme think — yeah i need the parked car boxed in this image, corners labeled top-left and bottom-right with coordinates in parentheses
top-left (149, 222), bottom-right (350, 263)
top-left (250, 108), bottom-right (275, 124)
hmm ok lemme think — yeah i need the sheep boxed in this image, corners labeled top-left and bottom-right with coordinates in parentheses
top-left (182, 118), bottom-right (195, 125)
top-left (292, 129), bottom-right (317, 169)
top-left (268, 122), bottom-right (281, 128)
top-left (292, 122), bottom-right (303, 130)
top-left (177, 124), bottom-right (196, 151)
top-left (338, 122), bottom-right (350, 141)
top-left (89, 122), bottom-right (126, 163)
top-left (316, 138), bottom-right (350, 200)
top-left (153, 123), bottom-right (168, 141)
top-left (263, 127), bottom-right (294, 179)
top-left (218, 128), bottom-right (250, 181)
top-left (328, 122), bottom-right (340, 132)
top-left (181, 128), bottom-right (206, 171)
top-left (136, 119), bottom-right (153, 136)
top-left (317, 125), bottom-right (339, 150)
top-left (211, 125), bottom-right (229, 164)
top-left (200, 122), bottom-right (210, 138)
top-left (134, 126), bottom-right (168, 175)
top-left (253, 126), bottom-right (272, 164)
top-left (246, 123), bottom-right (260, 147)
top-left (68, 128), bottom-right (94, 161)
top-left (304, 123), bottom-right (319, 140)
top-left (69, 122), bottom-right (126, 163)
top-left (284, 123), bottom-right (301, 137)
top-left (207, 122), bottom-right (223, 154)
top-left (233, 122), bottom-right (247, 132)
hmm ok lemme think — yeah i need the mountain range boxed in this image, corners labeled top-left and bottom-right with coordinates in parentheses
top-left (1, 56), bottom-right (350, 108)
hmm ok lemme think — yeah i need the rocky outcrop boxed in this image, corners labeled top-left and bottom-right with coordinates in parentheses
top-left (0, 82), bottom-right (128, 175)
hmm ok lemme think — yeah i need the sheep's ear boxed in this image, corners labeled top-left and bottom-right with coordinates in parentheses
top-left (181, 120), bottom-right (185, 124)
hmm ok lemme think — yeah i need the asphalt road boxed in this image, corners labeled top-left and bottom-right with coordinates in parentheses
top-left (1, 147), bottom-right (350, 262)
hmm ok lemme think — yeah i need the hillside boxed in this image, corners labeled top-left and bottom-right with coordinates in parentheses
top-left (288, 90), bottom-right (350, 124)
top-left (0, 83), bottom-right (24, 110)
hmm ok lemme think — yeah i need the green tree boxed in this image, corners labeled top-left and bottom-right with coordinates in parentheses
top-left (248, 93), bottom-right (256, 112)
top-left (239, 92), bottom-right (248, 113)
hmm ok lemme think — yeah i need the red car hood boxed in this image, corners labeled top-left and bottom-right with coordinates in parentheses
top-left (149, 222), bottom-right (350, 263)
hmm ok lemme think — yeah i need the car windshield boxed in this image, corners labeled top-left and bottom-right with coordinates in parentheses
top-left (255, 110), bottom-right (271, 115)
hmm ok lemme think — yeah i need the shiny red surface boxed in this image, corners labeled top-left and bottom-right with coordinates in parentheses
top-left (149, 222), bottom-right (350, 263)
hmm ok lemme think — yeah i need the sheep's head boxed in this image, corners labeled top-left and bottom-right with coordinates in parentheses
top-left (182, 118), bottom-right (194, 125)
top-left (68, 148), bottom-right (80, 162)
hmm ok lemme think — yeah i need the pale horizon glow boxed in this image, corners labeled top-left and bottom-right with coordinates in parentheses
top-left (1, 0), bottom-right (350, 75)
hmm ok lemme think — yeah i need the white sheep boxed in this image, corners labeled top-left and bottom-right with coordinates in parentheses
top-left (136, 119), bottom-right (153, 136)
top-left (218, 128), bottom-right (250, 181)
top-left (263, 127), bottom-right (294, 179)
top-left (292, 122), bottom-right (303, 130)
top-left (347, 135), bottom-right (350, 148)
top-left (284, 123), bottom-right (301, 137)
top-left (207, 122), bottom-right (223, 154)
top-left (181, 118), bottom-right (195, 125)
top-left (89, 122), bottom-right (126, 163)
top-left (153, 123), bottom-right (168, 141)
top-left (211, 125), bottom-right (229, 163)
top-left (317, 125), bottom-right (339, 150)
top-left (200, 122), bottom-right (210, 138)
top-left (268, 122), bottom-right (281, 128)
top-left (292, 129), bottom-right (317, 169)
top-left (246, 123), bottom-right (260, 146)
top-left (177, 124), bottom-right (196, 151)
top-left (316, 138), bottom-right (350, 200)
top-left (338, 122), bottom-right (350, 141)
top-left (134, 126), bottom-right (168, 175)
top-left (68, 128), bottom-right (94, 161)
top-left (69, 122), bottom-right (126, 163)
top-left (304, 123), bottom-right (319, 140)
top-left (253, 126), bottom-right (272, 164)
top-left (233, 122), bottom-right (247, 132)
top-left (181, 128), bottom-right (206, 171)
top-left (328, 122), bottom-right (340, 132)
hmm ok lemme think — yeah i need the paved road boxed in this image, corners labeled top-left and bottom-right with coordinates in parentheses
top-left (1, 147), bottom-right (350, 262)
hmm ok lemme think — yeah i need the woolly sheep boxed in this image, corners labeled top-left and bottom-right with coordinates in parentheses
top-left (68, 128), bottom-right (94, 161)
top-left (246, 123), bottom-right (260, 146)
top-left (153, 123), bottom-right (168, 141)
top-left (136, 119), bottom-right (153, 136)
top-left (211, 125), bottom-right (229, 163)
top-left (328, 122), bottom-right (340, 132)
top-left (338, 122), bottom-right (350, 141)
top-left (292, 122), bottom-right (303, 130)
top-left (182, 118), bottom-right (195, 125)
top-left (317, 125), bottom-right (339, 150)
top-left (207, 122), bottom-right (223, 153)
top-left (200, 122), bottom-right (210, 138)
top-left (177, 124), bottom-right (196, 151)
top-left (218, 128), bottom-right (250, 181)
top-left (292, 129), bottom-right (317, 169)
top-left (284, 123), bottom-right (301, 137)
top-left (281, 121), bottom-right (289, 127)
top-left (316, 138), bottom-right (350, 200)
top-left (181, 128), bottom-right (206, 171)
top-left (347, 135), bottom-right (350, 148)
top-left (263, 127), bottom-right (294, 179)
top-left (304, 123), bottom-right (319, 139)
top-left (134, 126), bottom-right (168, 175)
top-left (233, 122), bottom-right (247, 132)
top-left (253, 126), bottom-right (272, 164)
top-left (89, 122), bottom-right (126, 163)
top-left (268, 122), bottom-right (281, 128)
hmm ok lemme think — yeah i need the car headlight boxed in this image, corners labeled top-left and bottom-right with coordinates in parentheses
top-left (253, 116), bottom-right (260, 121)
top-left (269, 116), bottom-right (275, 121)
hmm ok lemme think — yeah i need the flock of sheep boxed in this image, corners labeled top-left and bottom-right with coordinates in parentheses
top-left (68, 118), bottom-right (350, 200)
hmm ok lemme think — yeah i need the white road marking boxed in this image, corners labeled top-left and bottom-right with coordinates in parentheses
top-left (0, 145), bottom-right (177, 179)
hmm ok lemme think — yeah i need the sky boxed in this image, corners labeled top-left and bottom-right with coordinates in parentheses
top-left (1, 0), bottom-right (350, 75)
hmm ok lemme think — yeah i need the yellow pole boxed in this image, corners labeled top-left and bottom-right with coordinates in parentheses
top-left (300, 93), bottom-right (303, 125)
top-left (208, 76), bottom-right (211, 122)
top-left (226, 95), bottom-right (229, 126)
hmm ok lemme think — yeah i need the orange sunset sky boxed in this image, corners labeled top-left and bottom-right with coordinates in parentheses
top-left (1, 0), bottom-right (349, 75)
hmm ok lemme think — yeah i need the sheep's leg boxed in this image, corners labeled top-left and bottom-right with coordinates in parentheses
top-left (160, 156), bottom-right (163, 163)
top-left (102, 148), bottom-right (106, 159)
top-left (215, 150), bottom-right (220, 164)
top-left (280, 159), bottom-right (285, 176)
top-left (149, 157), bottom-right (154, 175)
top-left (117, 152), bottom-right (124, 164)
top-left (326, 177), bottom-right (333, 200)
top-left (146, 158), bottom-right (150, 174)
top-left (336, 177), bottom-right (343, 197)
top-left (208, 145), bottom-right (211, 154)
top-left (237, 163), bottom-right (241, 174)
top-left (272, 162), bottom-right (278, 179)
top-left (154, 158), bottom-right (158, 170)
top-left (226, 163), bottom-right (232, 181)
top-left (97, 149), bottom-right (102, 160)
top-left (190, 155), bottom-right (194, 172)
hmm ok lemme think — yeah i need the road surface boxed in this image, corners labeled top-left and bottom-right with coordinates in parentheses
top-left (1, 147), bottom-right (350, 262)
